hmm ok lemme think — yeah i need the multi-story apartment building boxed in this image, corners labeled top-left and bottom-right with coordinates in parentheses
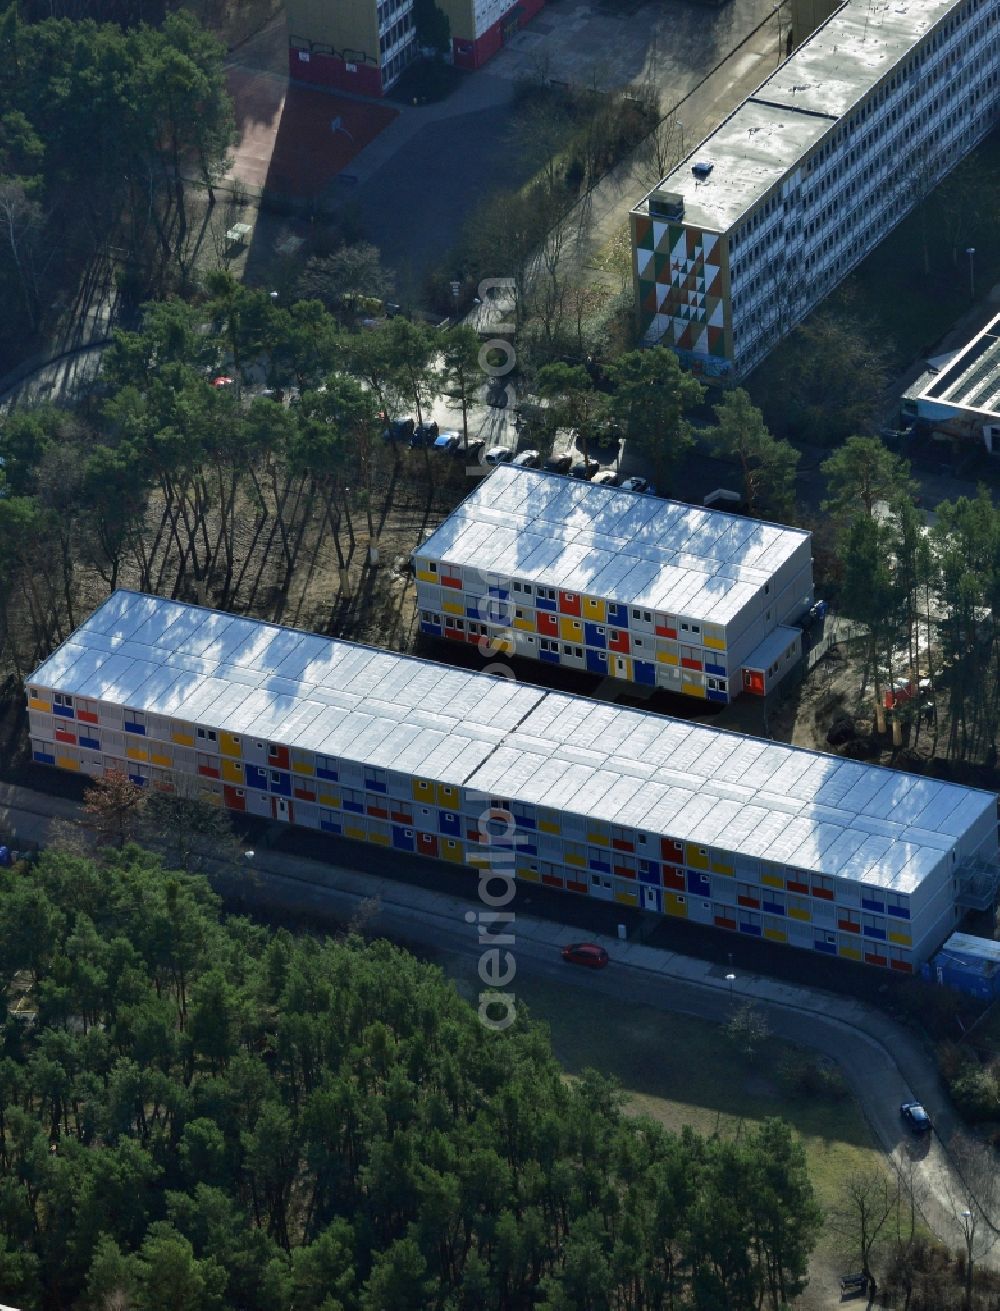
top-left (287, 0), bottom-right (419, 96)
top-left (286, 0), bottom-right (543, 93)
top-left (26, 592), bottom-right (998, 973)
top-left (438, 0), bottom-right (545, 70)
top-left (413, 466), bottom-right (814, 703)
top-left (630, 0), bottom-right (1000, 379)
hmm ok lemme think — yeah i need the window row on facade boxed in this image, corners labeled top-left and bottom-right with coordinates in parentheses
top-left (29, 729), bottom-right (917, 972)
top-left (413, 563), bottom-right (731, 646)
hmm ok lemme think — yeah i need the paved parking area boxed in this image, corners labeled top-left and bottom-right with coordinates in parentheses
top-left (489, 0), bottom-right (781, 102)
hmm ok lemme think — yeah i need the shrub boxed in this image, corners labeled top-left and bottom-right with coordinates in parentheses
top-left (948, 1063), bottom-right (1000, 1122)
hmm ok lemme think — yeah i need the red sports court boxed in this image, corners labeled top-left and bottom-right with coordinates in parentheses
top-left (225, 67), bottom-right (398, 198)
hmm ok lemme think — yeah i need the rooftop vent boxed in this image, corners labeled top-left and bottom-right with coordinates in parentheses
top-left (648, 189), bottom-right (685, 220)
top-left (692, 161), bottom-right (714, 180)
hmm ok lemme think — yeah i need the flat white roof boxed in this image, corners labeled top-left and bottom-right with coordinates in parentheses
top-left (416, 466), bottom-right (810, 626)
top-left (633, 0), bottom-right (964, 233)
top-left (940, 932), bottom-right (1000, 965)
top-left (743, 625), bottom-right (801, 672)
top-left (28, 592), bottom-right (997, 895)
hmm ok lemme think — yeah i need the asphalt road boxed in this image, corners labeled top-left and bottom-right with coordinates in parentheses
top-left (0, 778), bottom-right (990, 1270)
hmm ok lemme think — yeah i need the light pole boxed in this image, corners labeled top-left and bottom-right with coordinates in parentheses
top-left (725, 972), bottom-right (736, 1004)
top-left (961, 1209), bottom-right (975, 1311)
top-left (965, 247), bottom-right (976, 300)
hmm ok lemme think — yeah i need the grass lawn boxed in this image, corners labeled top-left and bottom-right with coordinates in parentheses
top-left (514, 974), bottom-right (881, 1217)
top-left (443, 948), bottom-right (906, 1302)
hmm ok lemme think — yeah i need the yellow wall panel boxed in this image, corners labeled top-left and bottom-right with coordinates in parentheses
top-left (442, 600), bottom-right (463, 616)
top-left (150, 751), bottom-right (172, 767)
top-left (56, 755), bottom-right (79, 771)
top-left (513, 617), bottom-right (535, 631)
top-left (318, 792), bottom-right (340, 807)
top-left (368, 832), bottom-right (390, 847)
top-left (412, 778), bottom-right (434, 802)
top-left (559, 617), bottom-right (583, 641)
top-left (703, 636), bottom-right (726, 651)
top-left (172, 731), bottom-right (194, 747)
top-left (582, 597), bottom-right (606, 620)
top-left (435, 784), bottom-right (460, 810)
top-left (888, 930), bottom-right (912, 947)
top-left (441, 842), bottom-right (465, 863)
top-left (665, 893), bottom-right (688, 918)
top-left (517, 866), bottom-right (540, 882)
top-left (657, 652), bottom-right (679, 665)
top-left (219, 732), bottom-right (242, 758)
top-left (839, 944), bottom-right (862, 961)
top-left (538, 820), bottom-right (560, 835)
top-left (29, 697), bottom-right (52, 713)
top-left (764, 928), bottom-right (787, 943)
top-left (416, 568), bottom-right (436, 583)
top-left (586, 832), bottom-right (609, 847)
top-left (615, 890), bottom-right (638, 906)
top-left (126, 745), bottom-right (149, 763)
top-left (788, 907), bottom-right (811, 922)
top-left (344, 824), bottom-right (366, 841)
top-left (565, 854), bottom-right (586, 868)
top-left (221, 758), bottom-right (243, 783)
top-left (681, 681), bottom-right (706, 698)
top-left (711, 859), bottom-right (734, 875)
top-left (761, 873), bottom-right (784, 889)
top-left (685, 844), bottom-right (709, 870)
top-left (293, 760), bottom-right (314, 776)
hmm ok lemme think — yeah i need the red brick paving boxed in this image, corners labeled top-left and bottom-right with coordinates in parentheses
top-left (225, 68), bottom-right (398, 198)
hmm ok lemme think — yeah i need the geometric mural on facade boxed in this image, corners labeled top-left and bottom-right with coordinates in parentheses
top-left (633, 217), bottom-right (727, 360)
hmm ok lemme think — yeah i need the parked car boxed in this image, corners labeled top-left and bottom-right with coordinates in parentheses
top-left (410, 421), bottom-right (440, 448)
top-left (513, 449), bottom-right (541, 468)
top-left (570, 456), bottom-right (601, 480)
top-left (544, 452), bottom-right (573, 473)
top-left (211, 375), bottom-right (235, 388)
top-left (485, 445), bottom-right (514, 465)
top-left (900, 1100), bottom-right (932, 1134)
top-left (620, 476), bottom-right (650, 493)
top-left (433, 429), bottom-right (462, 452)
top-left (591, 470), bottom-right (618, 487)
top-left (383, 417), bottom-right (415, 443)
top-left (561, 942), bottom-right (610, 969)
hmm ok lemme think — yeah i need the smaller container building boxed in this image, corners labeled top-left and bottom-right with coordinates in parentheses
top-left (924, 932), bottom-right (1000, 1001)
top-left (413, 466), bottom-right (813, 703)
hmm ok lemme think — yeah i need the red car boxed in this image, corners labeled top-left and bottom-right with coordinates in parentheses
top-left (561, 942), bottom-right (609, 969)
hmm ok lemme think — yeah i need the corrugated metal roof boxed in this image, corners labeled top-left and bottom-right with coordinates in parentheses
top-left (415, 466), bottom-right (810, 626)
top-left (28, 592), bottom-right (997, 894)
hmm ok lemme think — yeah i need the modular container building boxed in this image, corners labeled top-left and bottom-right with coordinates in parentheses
top-left (413, 466), bottom-right (813, 703)
top-left (26, 592), bottom-right (999, 975)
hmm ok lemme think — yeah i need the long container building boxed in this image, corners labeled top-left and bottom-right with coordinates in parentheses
top-left (26, 591), bottom-right (999, 974)
top-left (413, 465), bottom-right (814, 703)
top-left (630, 0), bottom-right (1000, 379)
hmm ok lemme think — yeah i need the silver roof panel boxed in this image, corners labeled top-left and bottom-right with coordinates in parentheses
top-left (28, 591), bottom-right (997, 894)
top-left (416, 466), bottom-right (809, 626)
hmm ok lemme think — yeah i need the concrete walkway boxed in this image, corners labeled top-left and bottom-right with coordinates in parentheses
top-left (0, 777), bottom-right (986, 1261)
